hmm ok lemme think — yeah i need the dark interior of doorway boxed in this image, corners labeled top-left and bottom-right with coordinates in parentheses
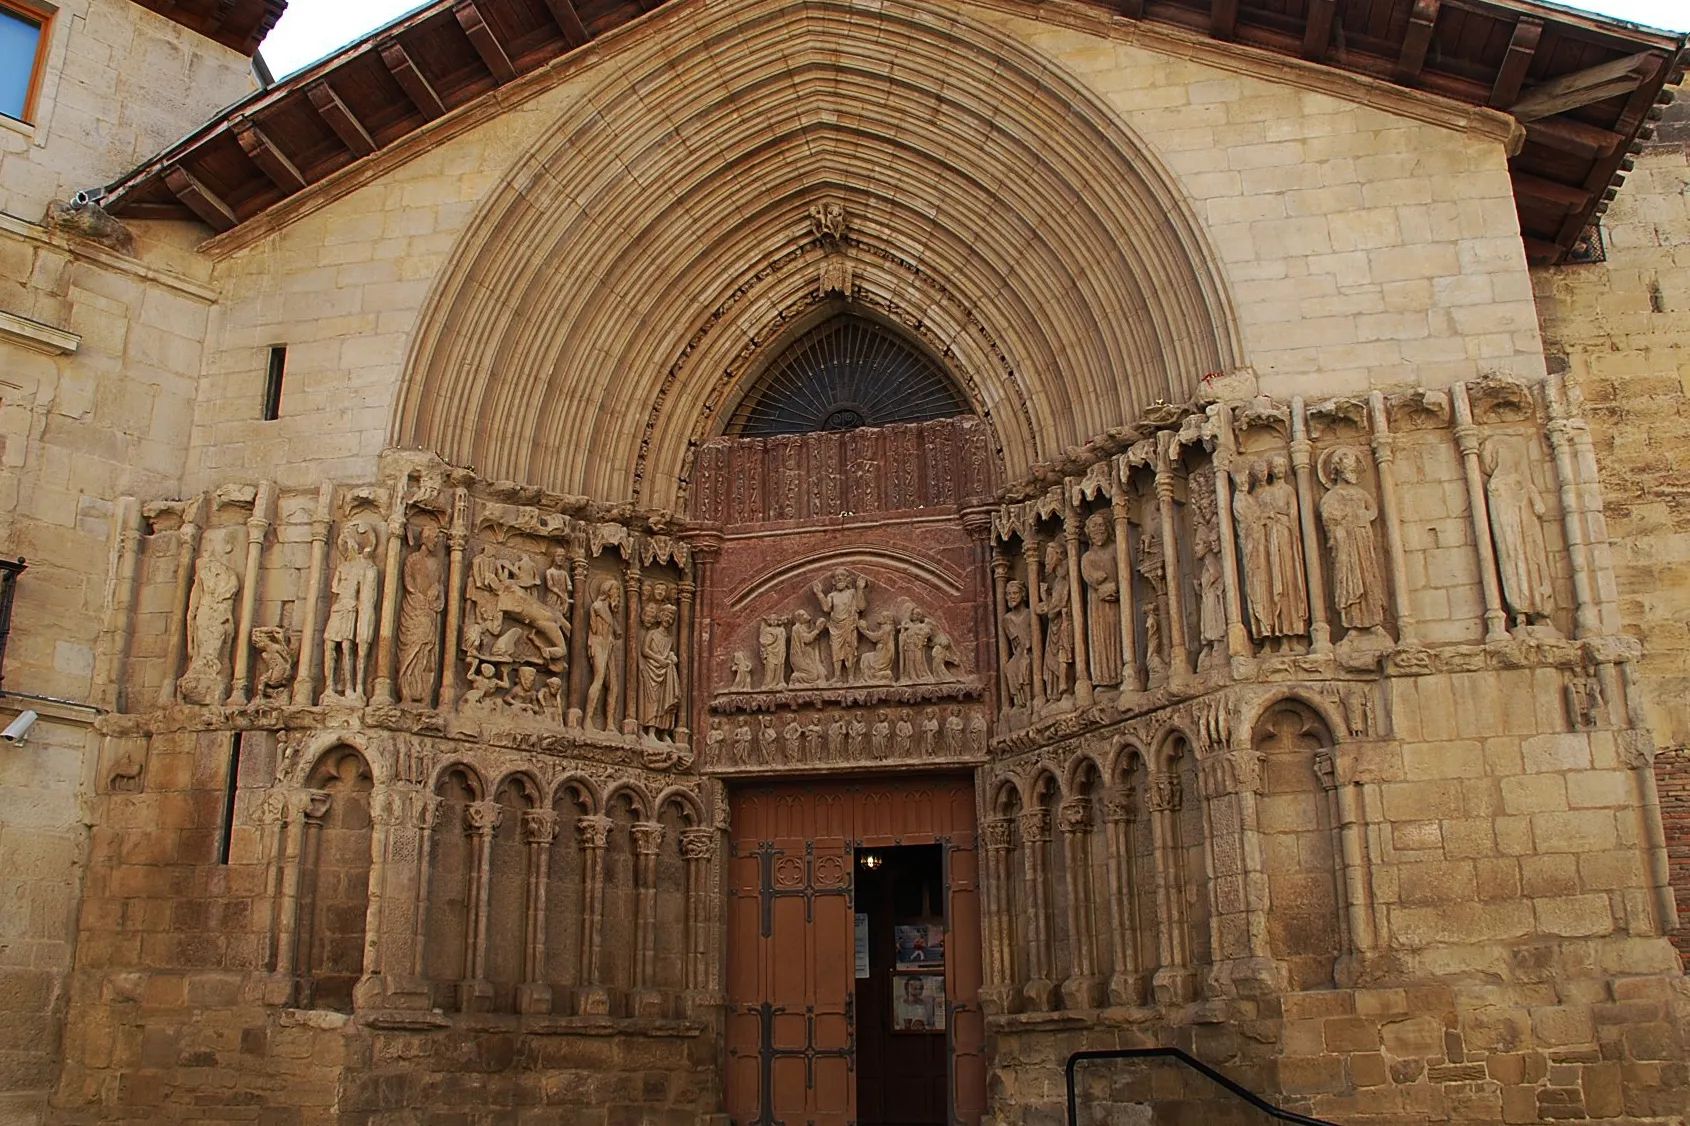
top-left (855, 844), bottom-right (948, 1126)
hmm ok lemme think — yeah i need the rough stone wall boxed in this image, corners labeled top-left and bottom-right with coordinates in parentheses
top-left (0, 0), bottom-right (256, 220)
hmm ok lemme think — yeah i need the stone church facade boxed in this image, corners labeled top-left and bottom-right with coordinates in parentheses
top-left (0, 0), bottom-right (1686, 1123)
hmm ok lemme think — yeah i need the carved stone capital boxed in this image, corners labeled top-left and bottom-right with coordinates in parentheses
top-left (1146, 774), bottom-right (1181, 813)
top-left (370, 788), bottom-right (409, 828)
top-left (1057, 798), bottom-right (1092, 834)
top-left (1102, 787), bottom-right (1137, 824)
top-left (1017, 809), bottom-right (1050, 844)
top-left (464, 799), bottom-right (503, 836)
top-left (521, 809), bottom-right (560, 845)
top-left (984, 816), bottom-right (1016, 851)
top-left (411, 792), bottom-right (443, 830)
top-left (632, 821), bottom-right (665, 856)
top-left (577, 814), bottom-right (613, 850)
top-left (297, 788), bottom-right (333, 824)
top-left (679, 827), bottom-right (717, 861)
top-left (1314, 750), bottom-right (1338, 791)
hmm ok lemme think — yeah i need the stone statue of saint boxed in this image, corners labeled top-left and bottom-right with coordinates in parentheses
top-left (1079, 512), bottom-right (1121, 687)
top-left (870, 710), bottom-right (892, 758)
top-left (397, 524), bottom-right (445, 706)
top-left (826, 713), bottom-right (847, 761)
top-left (893, 715), bottom-right (914, 757)
top-left (1317, 447), bottom-right (1388, 635)
top-left (1039, 537), bottom-right (1073, 702)
top-left (1483, 438), bottom-right (1555, 633)
top-left (1259, 454), bottom-right (1310, 641)
top-left (897, 607), bottom-right (935, 683)
top-left (544, 547), bottom-right (573, 619)
top-left (323, 523), bottom-right (380, 702)
top-left (930, 632), bottom-right (962, 682)
top-left (1189, 476), bottom-right (1227, 669)
top-left (847, 713), bottom-right (868, 759)
top-left (788, 610), bottom-right (827, 687)
top-left (584, 579), bottom-right (622, 731)
top-left (758, 614), bottom-right (788, 690)
top-left (729, 651), bottom-right (753, 691)
top-left (180, 532), bottom-right (241, 705)
top-left (1233, 459), bottom-right (1271, 640)
top-left (732, 718), bottom-right (753, 765)
top-left (920, 708), bottom-right (940, 757)
top-left (758, 716), bottom-right (778, 764)
top-left (858, 613), bottom-right (896, 684)
top-left (1002, 579), bottom-right (1033, 708)
top-left (814, 569), bottom-right (868, 682)
top-left (638, 603), bottom-right (680, 739)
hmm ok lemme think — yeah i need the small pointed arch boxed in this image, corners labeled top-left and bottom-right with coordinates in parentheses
top-left (304, 742), bottom-right (373, 792)
top-left (990, 777), bottom-right (1024, 817)
top-left (1062, 747), bottom-right (1107, 799)
top-left (290, 730), bottom-right (375, 788)
top-left (656, 786), bottom-right (704, 828)
top-left (431, 760), bottom-right (486, 801)
top-left (1240, 690), bottom-right (1345, 750)
top-left (551, 773), bottom-right (601, 815)
top-left (1152, 726), bottom-right (1198, 773)
top-left (604, 780), bottom-right (654, 821)
top-left (1112, 737), bottom-right (1151, 786)
top-left (491, 770), bottom-right (543, 810)
top-left (1027, 768), bottom-right (1060, 808)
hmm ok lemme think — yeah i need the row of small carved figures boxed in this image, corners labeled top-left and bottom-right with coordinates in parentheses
top-left (704, 706), bottom-right (990, 766)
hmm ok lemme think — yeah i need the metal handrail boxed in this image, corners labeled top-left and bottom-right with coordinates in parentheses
top-left (1065, 1047), bottom-right (1342, 1126)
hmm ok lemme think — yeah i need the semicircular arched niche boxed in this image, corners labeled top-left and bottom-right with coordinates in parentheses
top-left (394, 0), bottom-right (1244, 510)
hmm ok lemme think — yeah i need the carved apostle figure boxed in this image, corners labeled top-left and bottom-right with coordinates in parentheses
top-left (826, 713), bottom-right (847, 761)
top-left (323, 523), bottom-right (380, 701)
top-left (506, 665), bottom-right (540, 715)
top-left (732, 718), bottom-right (753, 766)
top-left (802, 718), bottom-right (824, 760)
top-left (1233, 459), bottom-right (1272, 640)
top-left (397, 524), bottom-right (445, 706)
top-left (858, 612), bottom-right (897, 684)
top-left (1079, 512), bottom-right (1122, 687)
top-left (540, 676), bottom-right (565, 724)
top-left (1039, 537), bottom-right (1074, 702)
top-left (944, 707), bottom-right (966, 756)
top-left (759, 614), bottom-right (789, 690)
top-left (1258, 455), bottom-right (1310, 643)
top-left (180, 532), bottom-right (241, 705)
top-left (814, 569), bottom-right (869, 682)
top-left (870, 710), bottom-right (892, 758)
top-left (847, 713), bottom-right (868, 759)
top-left (894, 715), bottom-right (915, 757)
top-left (782, 717), bottom-right (803, 762)
top-left (1002, 579), bottom-right (1033, 709)
top-left (638, 603), bottom-right (681, 739)
top-left (1189, 476), bottom-right (1228, 669)
top-left (1483, 438), bottom-right (1555, 632)
top-left (1317, 447), bottom-right (1388, 635)
top-left (897, 607), bottom-right (935, 683)
top-left (758, 715), bottom-right (778, 764)
top-left (544, 547), bottom-right (573, 619)
top-left (788, 610), bottom-right (828, 687)
top-left (921, 708), bottom-right (940, 757)
top-left (584, 580), bottom-right (622, 731)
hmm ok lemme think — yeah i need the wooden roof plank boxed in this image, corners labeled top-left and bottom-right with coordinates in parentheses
top-left (1304, 0), bottom-right (1336, 61)
top-left (1523, 116), bottom-right (1622, 159)
top-left (1488, 16), bottom-right (1543, 107)
top-left (163, 165), bottom-right (238, 232)
top-left (1512, 171), bottom-right (1590, 210)
top-left (231, 117), bottom-right (308, 193)
top-left (381, 40), bottom-right (448, 120)
top-left (455, 0), bottom-right (519, 83)
top-left (1510, 50), bottom-right (1663, 121)
top-left (306, 81), bottom-right (378, 157)
top-left (541, 0), bottom-right (591, 48)
top-left (1212, 0), bottom-right (1240, 40)
top-left (1395, 0), bottom-right (1441, 83)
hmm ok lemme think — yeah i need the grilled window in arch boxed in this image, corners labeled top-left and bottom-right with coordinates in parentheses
top-left (726, 315), bottom-right (970, 437)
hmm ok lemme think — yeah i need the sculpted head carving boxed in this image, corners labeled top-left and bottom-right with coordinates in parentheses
top-left (1044, 537), bottom-right (1066, 570)
top-left (1084, 511), bottom-right (1112, 546)
top-left (831, 568), bottom-right (854, 591)
top-left (659, 604), bottom-right (677, 628)
top-left (1268, 453), bottom-right (1290, 483)
top-left (599, 579), bottom-right (621, 609)
top-left (1005, 579), bottom-right (1026, 608)
top-left (1320, 445), bottom-right (1363, 487)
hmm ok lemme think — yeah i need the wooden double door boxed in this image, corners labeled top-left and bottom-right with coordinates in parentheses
top-left (726, 774), bottom-right (985, 1126)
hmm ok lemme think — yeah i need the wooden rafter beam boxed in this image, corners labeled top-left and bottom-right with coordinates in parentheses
top-left (380, 40), bottom-right (446, 120)
top-left (1394, 0), bottom-right (1439, 83)
top-left (1303, 0), bottom-right (1335, 63)
top-left (1510, 51), bottom-right (1663, 122)
top-left (231, 116), bottom-right (306, 193)
top-left (540, 0), bottom-right (589, 49)
top-left (1489, 17), bottom-right (1542, 108)
top-left (1211, 0), bottom-right (1239, 41)
top-left (1523, 116), bottom-right (1622, 159)
top-left (163, 165), bottom-right (237, 231)
top-left (306, 80), bottom-right (377, 156)
top-left (1512, 172), bottom-right (1589, 212)
top-left (454, 1), bottom-right (517, 83)
top-left (1117, 0), bottom-right (1145, 17)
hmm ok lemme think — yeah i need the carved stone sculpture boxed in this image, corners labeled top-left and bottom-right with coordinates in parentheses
top-left (1002, 579), bottom-right (1033, 709)
top-left (463, 661), bottom-right (503, 707)
top-left (788, 610), bottom-right (827, 687)
top-left (397, 524), bottom-right (445, 706)
top-left (897, 607), bottom-right (935, 683)
top-left (944, 707), bottom-right (965, 755)
top-left (732, 718), bottom-right (753, 765)
top-left (1260, 454), bottom-right (1310, 641)
top-left (1040, 537), bottom-right (1074, 702)
top-left (921, 709), bottom-right (940, 756)
top-left (180, 533), bottom-right (241, 706)
top-left (507, 666), bottom-right (540, 714)
top-left (323, 523), bottom-right (380, 703)
top-left (930, 632), bottom-right (962, 682)
top-left (729, 651), bottom-right (753, 691)
top-left (584, 580), bottom-right (622, 731)
top-left (1233, 459), bottom-right (1271, 640)
top-left (1482, 438), bottom-right (1556, 634)
top-left (1079, 512), bottom-right (1121, 687)
top-left (539, 676), bottom-right (565, 724)
top-left (858, 613), bottom-right (896, 684)
top-left (638, 603), bottom-right (681, 740)
top-left (870, 711), bottom-right (891, 758)
top-left (814, 569), bottom-right (869, 682)
top-left (1317, 447), bottom-right (1388, 637)
top-left (544, 548), bottom-right (573, 619)
top-left (894, 715), bottom-right (914, 757)
top-left (1189, 478), bottom-right (1228, 669)
top-left (759, 715), bottom-right (778, 764)
top-left (759, 614), bottom-right (789, 690)
top-left (463, 546), bottom-right (569, 672)
top-left (251, 626), bottom-right (295, 702)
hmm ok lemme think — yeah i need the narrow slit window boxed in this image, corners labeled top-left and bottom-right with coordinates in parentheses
top-left (262, 345), bottom-right (285, 420)
top-left (217, 732), bottom-right (243, 865)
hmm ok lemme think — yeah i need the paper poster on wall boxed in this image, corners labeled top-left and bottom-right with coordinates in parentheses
top-left (893, 923), bottom-right (944, 969)
top-left (854, 913), bottom-right (870, 979)
top-left (892, 973), bottom-right (946, 1031)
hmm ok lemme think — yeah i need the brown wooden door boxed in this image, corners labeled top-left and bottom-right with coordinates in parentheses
top-left (726, 775), bottom-right (984, 1126)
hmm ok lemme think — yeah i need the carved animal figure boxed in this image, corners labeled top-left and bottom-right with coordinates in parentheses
top-left (251, 626), bottom-right (295, 702)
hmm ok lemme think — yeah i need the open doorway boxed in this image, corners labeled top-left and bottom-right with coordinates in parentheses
top-left (855, 843), bottom-right (948, 1126)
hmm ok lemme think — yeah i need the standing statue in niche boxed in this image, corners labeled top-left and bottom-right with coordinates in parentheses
top-left (323, 523), bottom-right (380, 702)
top-left (1039, 537), bottom-right (1074, 702)
top-left (638, 603), bottom-right (681, 740)
top-left (544, 547), bottom-right (573, 620)
top-left (858, 612), bottom-right (897, 684)
top-left (729, 651), bottom-right (754, 691)
top-left (1001, 579), bottom-right (1033, 709)
top-left (1260, 454), bottom-right (1310, 642)
top-left (584, 580), bottom-right (622, 731)
top-left (396, 524), bottom-right (445, 706)
top-left (788, 610), bottom-right (828, 687)
top-left (1317, 448), bottom-right (1389, 640)
top-left (759, 614), bottom-right (789, 690)
top-left (1189, 476), bottom-right (1228, 669)
top-left (1482, 438), bottom-right (1557, 635)
top-left (1233, 459), bottom-right (1272, 641)
top-left (814, 569), bottom-right (869, 682)
top-left (179, 531), bottom-right (241, 705)
top-left (1144, 601), bottom-right (1168, 686)
top-left (897, 607), bottom-right (935, 684)
top-left (1079, 512), bottom-right (1122, 687)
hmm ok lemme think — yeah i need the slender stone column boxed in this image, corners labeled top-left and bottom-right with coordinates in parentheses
top-left (371, 479), bottom-right (410, 706)
top-left (279, 790), bottom-right (332, 1003)
top-left (680, 827), bottom-right (716, 993)
top-left (1024, 539), bottom-right (1046, 712)
top-left (576, 814), bottom-right (613, 1015)
top-left (675, 579), bottom-right (695, 746)
top-left (683, 534), bottom-right (722, 741)
top-left (1366, 392), bottom-right (1418, 643)
top-left (1617, 661), bottom-right (1677, 934)
top-left (291, 484), bottom-right (335, 705)
top-left (158, 501), bottom-right (203, 705)
top-left (990, 548), bottom-right (1012, 713)
top-left (1146, 772), bottom-right (1190, 1004)
top-left (410, 793), bottom-right (443, 978)
top-left (1210, 408), bottom-right (1251, 659)
top-left (436, 490), bottom-right (469, 711)
top-left (1101, 788), bottom-right (1142, 1005)
top-left (1451, 383), bottom-right (1510, 642)
top-left (93, 497), bottom-right (144, 712)
top-left (630, 821), bottom-right (665, 1015)
top-left (1018, 807), bottom-right (1056, 1011)
top-left (357, 787), bottom-right (401, 999)
top-left (1543, 381), bottom-right (1600, 638)
top-left (1155, 432), bottom-right (1192, 680)
top-left (1110, 483), bottom-right (1141, 693)
top-left (1317, 754), bottom-right (1375, 969)
top-left (1560, 377), bottom-right (1622, 633)
top-left (1289, 399), bottom-right (1332, 653)
top-left (565, 541), bottom-right (591, 727)
top-left (1057, 798), bottom-right (1101, 1009)
top-left (1064, 504), bottom-right (1094, 706)
top-left (621, 559), bottom-right (642, 736)
top-left (227, 481), bottom-right (275, 705)
top-left (981, 816), bottom-right (1016, 1007)
top-left (518, 810), bottom-right (558, 1014)
top-left (458, 799), bottom-right (501, 1012)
